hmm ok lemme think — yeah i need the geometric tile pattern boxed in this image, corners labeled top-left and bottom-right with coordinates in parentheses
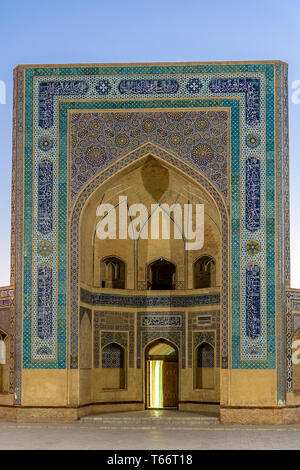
top-left (186, 78), bottom-right (203, 94)
top-left (194, 331), bottom-right (216, 349)
top-left (70, 110), bottom-right (229, 201)
top-left (245, 239), bottom-right (261, 255)
top-left (94, 311), bottom-right (134, 369)
top-left (188, 311), bottom-right (219, 368)
top-left (102, 343), bottom-right (124, 368)
top-left (246, 133), bottom-right (261, 148)
top-left (39, 81), bottom-right (88, 129)
top-left (37, 240), bottom-right (53, 257)
top-left (209, 78), bottom-right (260, 125)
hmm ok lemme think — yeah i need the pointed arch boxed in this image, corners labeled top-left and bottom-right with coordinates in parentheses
top-left (100, 255), bottom-right (126, 289)
top-left (146, 257), bottom-right (176, 290)
top-left (193, 255), bottom-right (216, 288)
top-left (145, 337), bottom-right (179, 358)
top-left (69, 143), bottom-right (229, 369)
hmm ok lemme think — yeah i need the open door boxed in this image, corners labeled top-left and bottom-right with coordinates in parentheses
top-left (145, 339), bottom-right (178, 409)
top-left (163, 361), bottom-right (178, 407)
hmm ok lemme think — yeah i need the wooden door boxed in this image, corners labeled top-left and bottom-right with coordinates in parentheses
top-left (162, 361), bottom-right (178, 407)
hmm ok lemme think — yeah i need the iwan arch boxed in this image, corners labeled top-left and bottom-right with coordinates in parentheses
top-left (77, 148), bottom-right (224, 410)
top-left (0, 60), bottom-right (299, 424)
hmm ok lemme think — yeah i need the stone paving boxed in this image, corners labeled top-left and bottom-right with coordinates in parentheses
top-left (0, 410), bottom-right (300, 449)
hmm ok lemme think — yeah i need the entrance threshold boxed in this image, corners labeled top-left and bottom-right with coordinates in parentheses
top-left (80, 409), bottom-right (220, 426)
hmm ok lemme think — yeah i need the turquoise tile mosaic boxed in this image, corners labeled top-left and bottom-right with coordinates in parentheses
top-left (10, 62), bottom-right (289, 405)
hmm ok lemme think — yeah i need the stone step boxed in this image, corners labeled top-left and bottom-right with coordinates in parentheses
top-left (80, 414), bottom-right (219, 425)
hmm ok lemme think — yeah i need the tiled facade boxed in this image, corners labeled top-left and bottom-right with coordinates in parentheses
top-left (0, 60), bottom-right (296, 421)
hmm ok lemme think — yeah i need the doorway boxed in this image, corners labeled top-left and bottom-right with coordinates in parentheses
top-left (148, 259), bottom-right (176, 290)
top-left (145, 339), bottom-right (178, 409)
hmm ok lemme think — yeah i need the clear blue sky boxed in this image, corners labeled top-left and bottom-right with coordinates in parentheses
top-left (0, 0), bottom-right (299, 286)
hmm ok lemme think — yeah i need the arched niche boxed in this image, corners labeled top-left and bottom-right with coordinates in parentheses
top-left (195, 342), bottom-right (215, 390)
top-left (147, 258), bottom-right (176, 290)
top-left (101, 343), bottom-right (126, 390)
top-left (193, 255), bottom-right (216, 289)
top-left (100, 256), bottom-right (126, 289)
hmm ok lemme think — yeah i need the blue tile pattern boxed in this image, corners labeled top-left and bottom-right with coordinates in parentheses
top-left (38, 136), bottom-right (54, 151)
top-left (245, 157), bottom-right (260, 232)
top-left (39, 81), bottom-right (88, 129)
top-left (142, 316), bottom-right (181, 326)
top-left (38, 160), bottom-right (53, 234)
top-left (246, 133), bottom-right (261, 148)
top-left (246, 265), bottom-right (261, 339)
top-left (209, 78), bottom-right (260, 125)
top-left (186, 78), bottom-right (202, 94)
top-left (37, 265), bottom-right (52, 339)
top-left (37, 240), bottom-right (53, 257)
top-left (95, 79), bottom-right (112, 95)
top-left (80, 288), bottom-right (220, 308)
top-left (118, 79), bottom-right (179, 94)
top-left (36, 346), bottom-right (52, 355)
top-left (102, 343), bottom-right (124, 368)
top-left (70, 110), bottom-right (229, 201)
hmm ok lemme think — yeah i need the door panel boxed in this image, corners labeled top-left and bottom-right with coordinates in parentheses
top-left (162, 361), bottom-right (178, 407)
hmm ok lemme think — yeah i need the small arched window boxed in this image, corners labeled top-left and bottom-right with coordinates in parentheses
top-left (102, 343), bottom-right (125, 389)
top-left (100, 257), bottom-right (126, 289)
top-left (194, 256), bottom-right (216, 289)
top-left (147, 258), bottom-right (176, 290)
top-left (195, 342), bottom-right (214, 390)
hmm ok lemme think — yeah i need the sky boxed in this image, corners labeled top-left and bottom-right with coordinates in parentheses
top-left (0, 0), bottom-right (299, 287)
